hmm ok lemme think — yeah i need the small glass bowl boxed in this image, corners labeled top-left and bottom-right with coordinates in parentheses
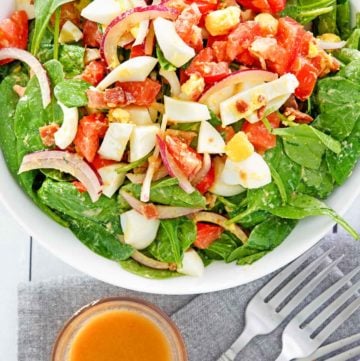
top-left (52, 297), bottom-right (188, 361)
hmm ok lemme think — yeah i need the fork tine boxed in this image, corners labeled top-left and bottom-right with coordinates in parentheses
top-left (315, 296), bottom-right (360, 345)
top-left (260, 248), bottom-right (333, 299)
top-left (291, 266), bottom-right (360, 326)
top-left (325, 344), bottom-right (360, 361)
top-left (279, 255), bottom-right (344, 316)
top-left (307, 277), bottom-right (360, 331)
top-left (297, 333), bottom-right (360, 361)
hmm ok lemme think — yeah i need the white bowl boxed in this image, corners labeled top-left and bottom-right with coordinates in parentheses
top-left (1, 1), bottom-right (360, 294)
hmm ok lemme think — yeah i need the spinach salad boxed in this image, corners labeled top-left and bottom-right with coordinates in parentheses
top-left (0, 0), bottom-right (359, 278)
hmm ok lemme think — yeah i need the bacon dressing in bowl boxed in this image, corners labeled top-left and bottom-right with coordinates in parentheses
top-left (52, 298), bottom-right (187, 361)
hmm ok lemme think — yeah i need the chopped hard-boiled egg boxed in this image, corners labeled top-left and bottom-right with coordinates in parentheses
top-left (81, 0), bottom-right (122, 25)
top-left (120, 209), bottom-right (160, 249)
top-left (164, 96), bottom-right (210, 122)
top-left (98, 164), bottom-right (126, 198)
top-left (197, 121), bottom-right (225, 154)
top-left (16, 0), bottom-right (35, 19)
top-left (59, 20), bottom-right (83, 44)
top-left (129, 124), bottom-right (159, 162)
top-left (220, 73), bottom-right (299, 126)
top-left (125, 106), bottom-right (152, 125)
top-left (98, 123), bottom-right (135, 161)
top-left (84, 48), bottom-right (101, 64)
top-left (221, 152), bottom-right (271, 189)
top-left (225, 131), bottom-right (254, 162)
top-left (180, 73), bottom-right (205, 101)
top-left (108, 108), bottom-right (131, 123)
top-left (177, 249), bottom-right (204, 277)
top-left (154, 17), bottom-right (195, 67)
top-left (54, 102), bottom-right (78, 150)
top-left (205, 6), bottom-right (241, 36)
top-left (97, 56), bottom-right (158, 90)
top-left (254, 13), bottom-right (278, 35)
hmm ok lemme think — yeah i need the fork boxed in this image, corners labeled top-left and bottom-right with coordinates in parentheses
top-left (217, 247), bottom-right (359, 361)
top-left (297, 333), bottom-right (360, 361)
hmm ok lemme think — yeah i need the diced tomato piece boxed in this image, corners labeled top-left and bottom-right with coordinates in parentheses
top-left (195, 164), bottom-right (215, 193)
top-left (72, 181), bottom-right (87, 193)
top-left (120, 79), bottom-right (161, 106)
top-left (179, 68), bottom-right (190, 84)
top-left (91, 154), bottom-right (116, 170)
top-left (74, 113), bottom-right (108, 162)
top-left (130, 44), bottom-right (146, 58)
top-left (236, 0), bottom-right (285, 13)
top-left (242, 112), bottom-right (280, 153)
top-left (186, 0), bottom-right (218, 15)
top-left (83, 20), bottom-right (102, 48)
top-left (216, 125), bottom-right (235, 143)
top-left (211, 40), bottom-right (228, 62)
top-left (81, 60), bottom-right (107, 86)
top-left (39, 124), bottom-right (60, 147)
top-left (194, 222), bottom-right (223, 249)
top-left (291, 58), bottom-right (318, 100)
top-left (0, 11), bottom-right (28, 64)
top-left (165, 135), bottom-right (203, 178)
top-left (141, 204), bottom-right (159, 219)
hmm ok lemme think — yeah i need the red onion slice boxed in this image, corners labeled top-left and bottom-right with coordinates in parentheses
top-left (120, 190), bottom-right (202, 219)
top-left (101, 5), bottom-right (178, 68)
top-left (0, 48), bottom-right (51, 108)
top-left (317, 39), bottom-right (346, 50)
top-left (19, 151), bottom-right (102, 202)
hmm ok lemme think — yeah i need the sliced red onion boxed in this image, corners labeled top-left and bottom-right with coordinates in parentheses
top-left (144, 24), bottom-right (155, 55)
top-left (317, 39), bottom-right (346, 50)
top-left (159, 69), bottom-right (181, 96)
top-left (0, 48), bottom-right (51, 108)
top-left (191, 211), bottom-right (248, 243)
top-left (199, 69), bottom-right (278, 106)
top-left (133, 20), bottom-right (150, 46)
top-left (101, 5), bottom-right (178, 68)
top-left (191, 153), bottom-right (211, 186)
top-left (120, 190), bottom-right (202, 219)
top-left (19, 151), bottom-right (102, 202)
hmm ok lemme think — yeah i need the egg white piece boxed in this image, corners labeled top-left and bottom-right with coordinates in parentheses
top-left (164, 96), bottom-right (210, 122)
top-left (221, 153), bottom-right (271, 189)
top-left (59, 20), bottom-right (83, 44)
top-left (129, 124), bottom-right (159, 162)
top-left (177, 249), bottom-right (204, 277)
top-left (81, 0), bottom-right (122, 25)
top-left (54, 102), bottom-right (79, 150)
top-left (98, 123), bottom-right (135, 161)
top-left (126, 106), bottom-right (152, 125)
top-left (98, 164), bottom-right (126, 198)
top-left (197, 121), bottom-right (225, 154)
top-left (154, 17), bottom-right (195, 67)
top-left (120, 209), bottom-right (160, 250)
top-left (97, 56), bottom-right (158, 90)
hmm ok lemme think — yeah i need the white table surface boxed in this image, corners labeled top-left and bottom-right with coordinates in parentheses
top-left (0, 200), bottom-right (359, 360)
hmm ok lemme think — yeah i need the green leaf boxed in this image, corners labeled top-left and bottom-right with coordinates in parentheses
top-left (208, 109), bottom-right (222, 127)
top-left (54, 79), bottom-right (90, 107)
top-left (31, 0), bottom-right (74, 55)
top-left (59, 45), bottom-right (85, 77)
top-left (156, 45), bottom-right (177, 71)
top-left (336, 0), bottom-right (352, 40)
top-left (203, 232), bottom-right (240, 261)
top-left (119, 258), bottom-right (181, 279)
top-left (44, 59), bottom-right (64, 87)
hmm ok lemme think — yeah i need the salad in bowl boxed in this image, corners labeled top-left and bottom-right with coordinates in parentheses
top-left (0, 0), bottom-right (359, 280)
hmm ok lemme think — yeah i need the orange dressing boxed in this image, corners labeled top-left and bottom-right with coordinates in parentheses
top-left (69, 310), bottom-right (172, 361)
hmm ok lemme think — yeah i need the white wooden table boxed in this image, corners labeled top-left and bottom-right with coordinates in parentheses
top-left (0, 201), bottom-right (359, 360)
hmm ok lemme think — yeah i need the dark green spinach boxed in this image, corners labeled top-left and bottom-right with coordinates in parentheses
top-left (54, 79), bottom-right (90, 107)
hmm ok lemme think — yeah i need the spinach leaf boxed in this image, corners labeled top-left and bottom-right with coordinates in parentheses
top-left (316, 4), bottom-right (337, 35)
top-left (228, 216), bottom-right (297, 264)
top-left (273, 125), bottom-right (341, 169)
top-left (156, 45), bottom-right (176, 71)
top-left (31, 0), bottom-right (73, 55)
top-left (120, 259), bottom-right (181, 279)
top-left (345, 29), bottom-right (360, 50)
top-left (0, 72), bottom-right (29, 176)
top-left (326, 118), bottom-right (360, 185)
top-left (147, 217), bottom-right (196, 266)
top-left (269, 193), bottom-right (359, 239)
top-left (208, 109), bottom-right (222, 127)
top-left (336, 0), bottom-right (352, 39)
top-left (333, 48), bottom-right (360, 64)
top-left (59, 45), bottom-right (85, 77)
top-left (44, 59), bottom-right (64, 87)
top-left (54, 79), bottom-right (90, 107)
top-left (202, 232), bottom-right (240, 261)
top-left (63, 215), bottom-right (133, 261)
top-left (119, 178), bottom-right (206, 210)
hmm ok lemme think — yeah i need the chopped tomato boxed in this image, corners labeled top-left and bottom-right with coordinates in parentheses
top-left (196, 164), bottom-right (215, 194)
top-left (186, 0), bottom-right (218, 15)
top-left (236, 0), bottom-right (286, 13)
top-left (242, 112), bottom-right (280, 153)
top-left (120, 79), bottom-right (161, 106)
top-left (72, 181), bottom-right (87, 193)
top-left (141, 204), bottom-right (159, 219)
top-left (130, 44), bottom-right (146, 58)
top-left (216, 125), bottom-right (235, 143)
top-left (194, 222), bottom-right (223, 249)
top-left (81, 60), bottom-right (107, 86)
top-left (211, 40), bottom-right (228, 62)
top-left (165, 135), bottom-right (203, 178)
top-left (104, 87), bottom-right (129, 107)
top-left (91, 154), bottom-right (116, 170)
top-left (39, 124), bottom-right (60, 147)
top-left (74, 113), bottom-right (108, 163)
top-left (186, 48), bottom-right (230, 84)
top-left (179, 68), bottom-right (190, 84)
top-left (83, 20), bottom-right (102, 48)
top-left (0, 11), bottom-right (28, 64)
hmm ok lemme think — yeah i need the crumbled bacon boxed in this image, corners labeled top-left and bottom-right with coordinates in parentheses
top-left (284, 107), bottom-right (314, 124)
top-left (39, 124), bottom-right (60, 147)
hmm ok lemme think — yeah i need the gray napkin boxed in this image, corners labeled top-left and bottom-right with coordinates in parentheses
top-left (18, 234), bottom-right (360, 361)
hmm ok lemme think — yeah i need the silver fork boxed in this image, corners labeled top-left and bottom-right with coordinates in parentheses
top-left (275, 266), bottom-right (360, 361)
top-left (297, 333), bottom-right (360, 361)
top-left (217, 248), bottom-right (358, 361)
